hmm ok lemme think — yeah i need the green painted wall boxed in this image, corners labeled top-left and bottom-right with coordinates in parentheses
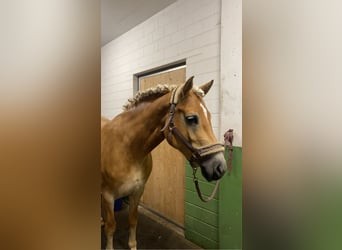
top-left (185, 161), bottom-right (219, 249)
top-left (185, 147), bottom-right (242, 249)
top-left (219, 147), bottom-right (242, 249)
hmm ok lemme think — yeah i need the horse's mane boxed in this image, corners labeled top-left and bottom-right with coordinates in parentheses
top-left (123, 84), bottom-right (204, 111)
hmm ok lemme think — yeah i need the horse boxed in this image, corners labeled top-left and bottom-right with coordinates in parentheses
top-left (101, 76), bottom-right (227, 250)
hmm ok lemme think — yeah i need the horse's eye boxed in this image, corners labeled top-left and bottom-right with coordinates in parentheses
top-left (185, 115), bottom-right (199, 126)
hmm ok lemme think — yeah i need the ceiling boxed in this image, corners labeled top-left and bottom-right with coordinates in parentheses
top-left (101, 0), bottom-right (176, 46)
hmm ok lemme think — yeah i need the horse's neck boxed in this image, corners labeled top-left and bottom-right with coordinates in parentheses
top-left (125, 93), bottom-right (170, 158)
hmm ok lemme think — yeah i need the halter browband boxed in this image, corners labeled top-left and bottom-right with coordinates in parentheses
top-left (161, 87), bottom-right (225, 165)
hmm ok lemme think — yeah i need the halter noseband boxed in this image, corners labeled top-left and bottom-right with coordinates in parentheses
top-left (161, 87), bottom-right (225, 202)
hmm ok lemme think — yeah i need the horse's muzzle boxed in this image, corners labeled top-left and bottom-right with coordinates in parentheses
top-left (198, 152), bottom-right (227, 182)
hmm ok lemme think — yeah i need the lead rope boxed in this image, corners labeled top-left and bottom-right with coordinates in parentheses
top-left (192, 167), bottom-right (220, 202)
top-left (225, 129), bottom-right (234, 174)
top-left (193, 129), bottom-right (234, 202)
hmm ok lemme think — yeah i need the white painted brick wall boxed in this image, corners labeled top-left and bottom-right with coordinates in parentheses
top-left (220, 0), bottom-right (242, 146)
top-left (101, 0), bottom-right (241, 142)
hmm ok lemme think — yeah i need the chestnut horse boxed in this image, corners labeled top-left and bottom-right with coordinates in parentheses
top-left (101, 76), bottom-right (226, 250)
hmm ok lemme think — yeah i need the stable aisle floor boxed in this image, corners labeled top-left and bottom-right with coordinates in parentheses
top-left (101, 203), bottom-right (201, 249)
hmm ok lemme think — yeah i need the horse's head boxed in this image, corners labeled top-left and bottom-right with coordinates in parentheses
top-left (162, 76), bottom-right (226, 182)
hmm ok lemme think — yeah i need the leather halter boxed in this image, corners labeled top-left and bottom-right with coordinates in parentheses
top-left (161, 87), bottom-right (225, 202)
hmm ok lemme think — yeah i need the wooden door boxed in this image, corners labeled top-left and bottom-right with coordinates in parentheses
top-left (139, 67), bottom-right (186, 226)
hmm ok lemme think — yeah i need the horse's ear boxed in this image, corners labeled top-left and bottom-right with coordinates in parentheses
top-left (180, 76), bottom-right (194, 97)
top-left (199, 80), bottom-right (214, 95)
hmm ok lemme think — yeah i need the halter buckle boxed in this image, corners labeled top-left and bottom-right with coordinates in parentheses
top-left (192, 167), bottom-right (198, 182)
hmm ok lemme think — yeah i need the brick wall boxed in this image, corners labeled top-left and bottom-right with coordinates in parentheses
top-left (220, 0), bottom-right (242, 146)
top-left (101, 0), bottom-right (222, 136)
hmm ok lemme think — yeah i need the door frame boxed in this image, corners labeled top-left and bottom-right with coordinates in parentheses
top-left (133, 59), bottom-right (186, 95)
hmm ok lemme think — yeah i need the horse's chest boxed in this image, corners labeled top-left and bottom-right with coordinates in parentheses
top-left (117, 172), bottom-right (145, 196)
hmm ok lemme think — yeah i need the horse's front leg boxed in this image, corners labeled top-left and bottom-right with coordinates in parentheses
top-left (128, 188), bottom-right (144, 250)
top-left (102, 190), bottom-right (115, 250)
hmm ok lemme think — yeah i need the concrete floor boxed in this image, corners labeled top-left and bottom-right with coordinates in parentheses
top-left (101, 203), bottom-right (201, 249)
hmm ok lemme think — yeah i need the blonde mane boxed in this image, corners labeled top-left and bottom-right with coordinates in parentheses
top-left (123, 84), bottom-right (204, 111)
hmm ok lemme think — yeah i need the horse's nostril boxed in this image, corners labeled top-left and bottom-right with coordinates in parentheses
top-left (215, 164), bottom-right (226, 178)
top-left (216, 165), bottom-right (223, 174)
